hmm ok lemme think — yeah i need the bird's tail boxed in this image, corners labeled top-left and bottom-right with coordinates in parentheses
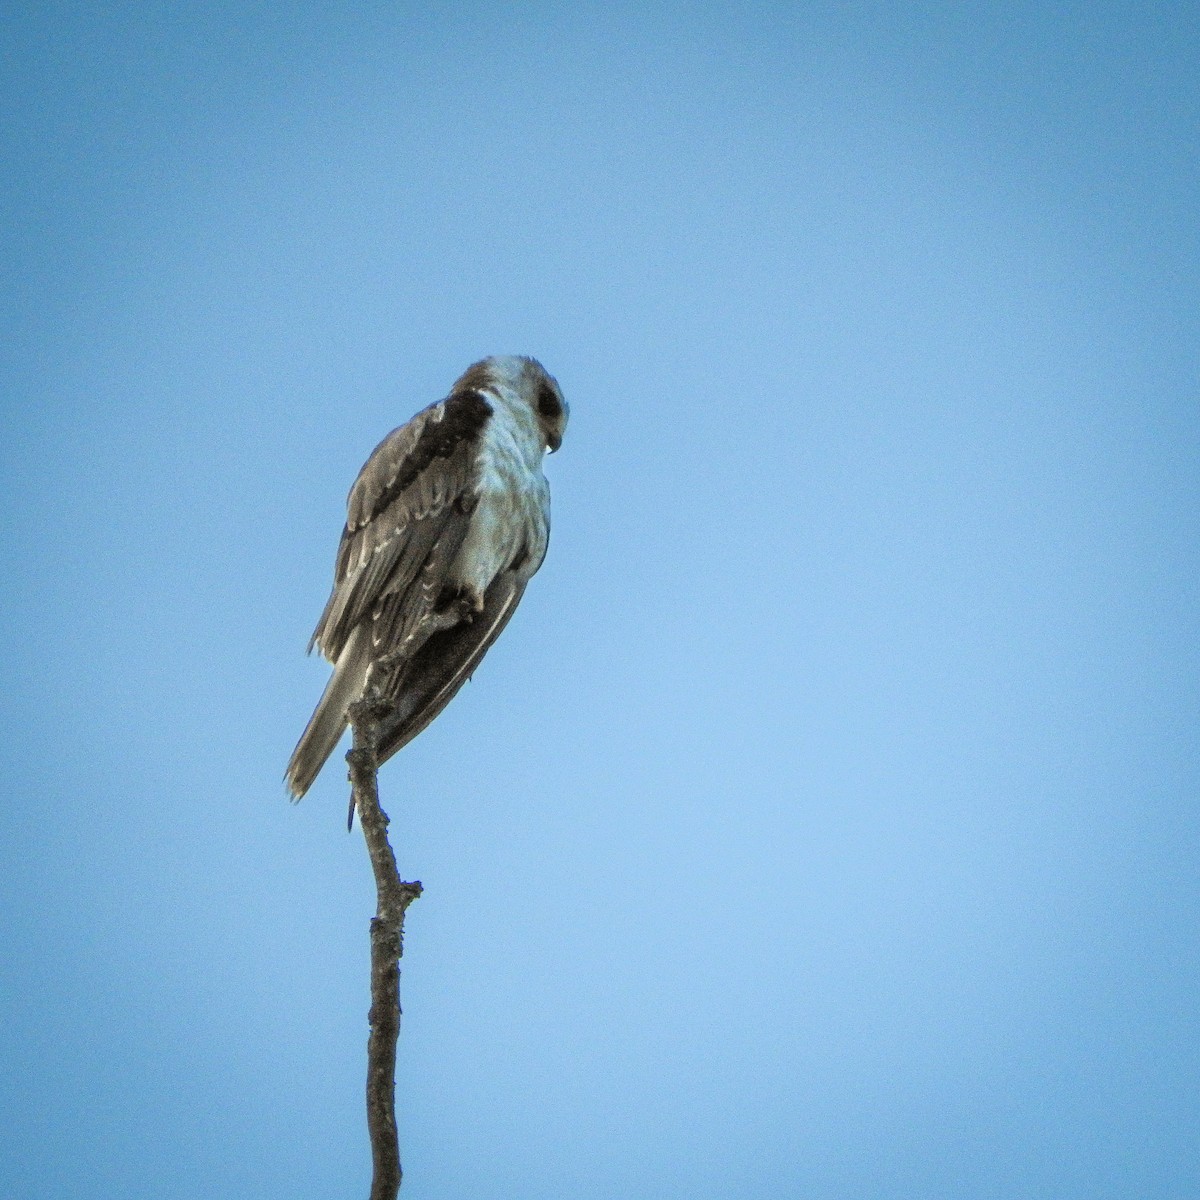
top-left (285, 627), bottom-right (370, 800)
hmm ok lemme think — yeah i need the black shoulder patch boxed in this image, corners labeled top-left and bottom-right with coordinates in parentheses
top-left (371, 390), bottom-right (492, 518)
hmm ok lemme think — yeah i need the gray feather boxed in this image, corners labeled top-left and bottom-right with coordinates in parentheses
top-left (285, 625), bottom-right (371, 799)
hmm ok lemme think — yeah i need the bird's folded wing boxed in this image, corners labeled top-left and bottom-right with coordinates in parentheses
top-left (309, 389), bottom-right (493, 662)
top-left (376, 571), bottom-right (528, 764)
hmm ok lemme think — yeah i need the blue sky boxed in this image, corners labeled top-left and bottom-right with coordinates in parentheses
top-left (2, 3), bottom-right (1197, 1197)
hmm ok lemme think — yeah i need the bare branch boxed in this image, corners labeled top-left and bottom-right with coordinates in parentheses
top-left (347, 697), bottom-right (423, 1199)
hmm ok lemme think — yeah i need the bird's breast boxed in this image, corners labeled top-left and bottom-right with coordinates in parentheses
top-left (452, 431), bottom-right (549, 595)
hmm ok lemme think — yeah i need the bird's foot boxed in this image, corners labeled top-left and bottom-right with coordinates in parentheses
top-left (434, 584), bottom-right (484, 624)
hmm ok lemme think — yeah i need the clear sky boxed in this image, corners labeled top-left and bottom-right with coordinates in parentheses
top-left (2, 3), bottom-right (1197, 1197)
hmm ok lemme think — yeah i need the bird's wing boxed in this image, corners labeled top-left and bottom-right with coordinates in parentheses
top-left (309, 389), bottom-right (493, 663)
top-left (376, 570), bottom-right (529, 764)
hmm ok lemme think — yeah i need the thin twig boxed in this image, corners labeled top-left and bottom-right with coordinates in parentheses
top-left (347, 697), bottom-right (423, 1200)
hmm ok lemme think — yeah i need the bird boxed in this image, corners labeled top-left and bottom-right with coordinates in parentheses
top-left (286, 355), bottom-right (568, 812)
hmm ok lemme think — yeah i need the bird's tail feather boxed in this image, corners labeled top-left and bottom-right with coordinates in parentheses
top-left (285, 627), bottom-right (370, 800)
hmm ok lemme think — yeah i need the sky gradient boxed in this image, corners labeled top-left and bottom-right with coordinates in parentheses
top-left (2, 4), bottom-right (1198, 1197)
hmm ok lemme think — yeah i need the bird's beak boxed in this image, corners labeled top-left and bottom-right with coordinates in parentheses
top-left (547, 430), bottom-right (562, 453)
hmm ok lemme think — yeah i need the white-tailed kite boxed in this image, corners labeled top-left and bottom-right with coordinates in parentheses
top-left (286, 355), bottom-right (568, 805)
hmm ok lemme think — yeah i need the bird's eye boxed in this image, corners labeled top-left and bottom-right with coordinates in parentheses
top-left (536, 384), bottom-right (561, 419)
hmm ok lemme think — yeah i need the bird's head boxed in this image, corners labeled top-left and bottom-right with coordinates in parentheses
top-left (453, 355), bottom-right (568, 453)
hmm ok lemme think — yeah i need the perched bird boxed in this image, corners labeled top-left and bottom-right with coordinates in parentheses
top-left (286, 355), bottom-right (568, 809)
